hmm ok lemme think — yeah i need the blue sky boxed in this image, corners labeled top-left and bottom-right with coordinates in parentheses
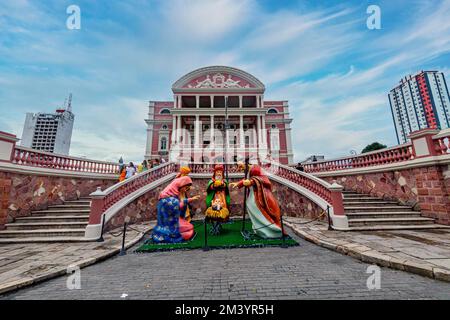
top-left (1, 0), bottom-right (449, 163)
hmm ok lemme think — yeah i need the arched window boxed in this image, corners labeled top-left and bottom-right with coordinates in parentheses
top-left (160, 108), bottom-right (171, 114)
top-left (267, 108), bottom-right (278, 114)
top-left (162, 125), bottom-right (168, 130)
top-left (160, 137), bottom-right (167, 150)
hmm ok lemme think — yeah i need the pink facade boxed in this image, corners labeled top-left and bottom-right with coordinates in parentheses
top-left (145, 66), bottom-right (294, 164)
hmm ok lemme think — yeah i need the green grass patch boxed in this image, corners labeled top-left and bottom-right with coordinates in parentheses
top-left (136, 219), bottom-right (298, 252)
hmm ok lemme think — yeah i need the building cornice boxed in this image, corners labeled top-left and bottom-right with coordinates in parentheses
top-left (266, 118), bottom-right (293, 124)
top-left (170, 108), bottom-right (268, 116)
top-left (145, 119), bottom-right (172, 124)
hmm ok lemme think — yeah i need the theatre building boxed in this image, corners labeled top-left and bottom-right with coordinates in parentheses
top-left (144, 66), bottom-right (294, 165)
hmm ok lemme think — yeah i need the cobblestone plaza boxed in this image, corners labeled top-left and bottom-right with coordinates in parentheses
top-left (3, 231), bottom-right (449, 300)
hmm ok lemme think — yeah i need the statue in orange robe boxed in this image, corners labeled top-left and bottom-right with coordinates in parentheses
top-left (232, 164), bottom-right (283, 238)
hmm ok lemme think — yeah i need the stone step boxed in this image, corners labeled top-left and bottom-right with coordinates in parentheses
top-left (348, 217), bottom-right (435, 227)
top-left (346, 212), bottom-right (422, 219)
top-left (343, 200), bottom-right (399, 206)
top-left (0, 229), bottom-right (86, 238)
top-left (342, 194), bottom-right (377, 198)
top-left (343, 196), bottom-right (384, 201)
top-left (345, 206), bottom-right (414, 213)
top-left (31, 210), bottom-right (91, 216)
top-left (5, 222), bottom-right (88, 231)
top-left (347, 224), bottom-right (450, 231)
top-left (64, 200), bottom-right (91, 205)
top-left (47, 204), bottom-right (91, 209)
top-left (0, 237), bottom-right (89, 244)
top-left (15, 215), bottom-right (90, 223)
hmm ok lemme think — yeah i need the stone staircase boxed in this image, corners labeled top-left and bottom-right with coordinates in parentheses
top-left (343, 190), bottom-right (449, 231)
top-left (0, 197), bottom-right (91, 243)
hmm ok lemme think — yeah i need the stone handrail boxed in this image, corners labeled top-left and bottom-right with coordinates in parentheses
top-left (85, 162), bottom-right (178, 239)
top-left (261, 161), bottom-right (345, 216)
top-left (11, 145), bottom-right (120, 174)
top-left (303, 143), bottom-right (414, 173)
top-left (432, 128), bottom-right (450, 155)
top-left (189, 162), bottom-right (242, 174)
top-left (90, 162), bottom-right (178, 216)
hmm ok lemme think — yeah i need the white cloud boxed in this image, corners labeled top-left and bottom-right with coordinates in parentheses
top-left (0, 0), bottom-right (449, 166)
top-left (159, 0), bottom-right (255, 42)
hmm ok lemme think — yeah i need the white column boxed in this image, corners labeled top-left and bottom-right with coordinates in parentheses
top-left (194, 115), bottom-right (200, 148)
top-left (177, 115), bottom-right (182, 144)
top-left (261, 114), bottom-right (267, 146)
top-left (239, 95), bottom-right (243, 109)
top-left (178, 95), bottom-right (182, 109)
top-left (256, 95), bottom-right (260, 108)
top-left (285, 123), bottom-right (294, 164)
top-left (210, 95), bottom-right (214, 108)
top-left (171, 116), bottom-right (176, 144)
top-left (257, 115), bottom-right (261, 146)
top-left (196, 95), bottom-right (200, 108)
top-left (210, 115), bottom-right (214, 147)
top-left (239, 115), bottom-right (245, 148)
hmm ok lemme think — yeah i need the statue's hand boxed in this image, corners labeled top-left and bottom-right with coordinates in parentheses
top-left (243, 179), bottom-right (252, 187)
top-left (190, 195), bottom-right (200, 201)
top-left (214, 180), bottom-right (222, 187)
top-left (230, 182), bottom-right (238, 189)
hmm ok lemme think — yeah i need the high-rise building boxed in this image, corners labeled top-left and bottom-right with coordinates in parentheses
top-left (389, 71), bottom-right (450, 144)
top-left (20, 95), bottom-right (75, 155)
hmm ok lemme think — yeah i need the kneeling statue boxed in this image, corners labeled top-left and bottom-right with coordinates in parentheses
top-left (151, 175), bottom-right (200, 243)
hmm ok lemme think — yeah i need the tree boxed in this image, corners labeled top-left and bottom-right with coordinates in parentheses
top-left (361, 142), bottom-right (387, 154)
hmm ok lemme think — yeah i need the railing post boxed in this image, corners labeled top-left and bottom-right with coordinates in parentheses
top-left (88, 187), bottom-right (106, 225)
top-left (329, 182), bottom-right (345, 216)
top-left (0, 131), bottom-right (19, 163)
top-left (408, 128), bottom-right (440, 158)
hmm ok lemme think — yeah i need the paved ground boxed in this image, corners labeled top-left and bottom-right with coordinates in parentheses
top-left (285, 217), bottom-right (450, 281)
top-left (0, 223), bottom-right (154, 294)
top-left (2, 230), bottom-right (450, 300)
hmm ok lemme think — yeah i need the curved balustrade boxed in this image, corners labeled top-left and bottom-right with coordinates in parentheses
top-left (101, 162), bottom-right (178, 212)
top-left (189, 162), bottom-right (241, 174)
top-left (261, 162), bottom-right (333, 204)
top-left (11, 146), bottom-right (119, 174)
top-left (303, 143), bottom-right (414, 173)
top-left (432, 129), bottom-right (450, 155)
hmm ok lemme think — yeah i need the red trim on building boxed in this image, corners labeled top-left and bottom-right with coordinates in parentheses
top-left (416, 73), bottom-right (437, 128)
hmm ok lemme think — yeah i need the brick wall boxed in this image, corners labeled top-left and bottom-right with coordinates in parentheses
top-left (1, 171), bottom-right (115, 227)
top-left (321, 164), bottom-right (450, 225)
top-left (322, 169), bottom-right (418, 207)
top-left (415, 165), bottom-right (450, 225)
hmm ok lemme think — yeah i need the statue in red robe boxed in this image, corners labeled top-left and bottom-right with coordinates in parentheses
top-left (231, 164), bottom-right (283, 238)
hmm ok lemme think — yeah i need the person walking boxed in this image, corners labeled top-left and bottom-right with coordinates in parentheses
top-left (125, 162), bottom-right (137, 179)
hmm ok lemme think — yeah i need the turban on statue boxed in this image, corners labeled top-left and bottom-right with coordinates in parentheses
top-left (176, 166), bottom-right (191, 178)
